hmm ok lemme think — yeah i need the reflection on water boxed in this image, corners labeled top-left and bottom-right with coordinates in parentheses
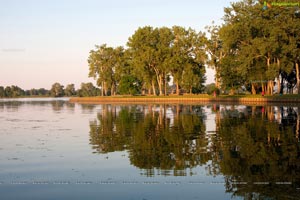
top-left (89, 104), bottom-right (300, 199)
top-left (216, 106), bottom-right (300, 199)
top-left (1, 99), bottom-right (300, 199)
top-left (90, 105), bottom-right (207, 177)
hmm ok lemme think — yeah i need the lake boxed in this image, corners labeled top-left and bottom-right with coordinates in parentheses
top-left (0, 98), bottom-right (299, 199)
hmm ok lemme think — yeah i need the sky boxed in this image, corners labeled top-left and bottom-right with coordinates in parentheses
top-left (0, 0), bottom-right (237, 90)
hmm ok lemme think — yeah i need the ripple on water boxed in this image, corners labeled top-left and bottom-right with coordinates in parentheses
top-left (28, 120), bottom-right (47, 122)
top-left (6, 118), bottom-right (22, 122)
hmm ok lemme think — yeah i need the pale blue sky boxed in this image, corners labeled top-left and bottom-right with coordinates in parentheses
top-left (0, 0), bottom-right (237, 90)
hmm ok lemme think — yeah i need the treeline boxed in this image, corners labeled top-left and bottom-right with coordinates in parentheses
top-left (89, 0), bottom-right (300, 96)
top-left (207, 0), bottom-right (300, 95)
top-left (0, 82), bottom-right (99, 98)
top-left (88, 26), bottom-right (207, 96)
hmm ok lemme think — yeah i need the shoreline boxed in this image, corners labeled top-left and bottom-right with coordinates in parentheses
top-left (69, 96), bottom-right (300, 105)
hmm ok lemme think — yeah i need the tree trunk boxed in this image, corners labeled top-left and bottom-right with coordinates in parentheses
top-left (152, 80), bottom-right (156, 96)
top-left (276, 58), bottom-right (280, 94)
top-left (176, 80), bottom-right (179, 95)
top-left (215, 76), bottom-right (220, 89)
top-left (215, 69), bottom-right (220, 89)
top-left (111, 84), bottom-right (115, 96)
top-left (266, 56), bottom-right (270, 95)
top-left (158, 75), bottom-right (163, 96)
top-left (297, 107), bottom-right (300, 141)
top-left (251, 83), bottom-right (256, 94)
top-left (261, 83), bottom-right (265, 94)
top-left (142, 83), bottom-right (146, 95)
top-left (101, 81), bottom-right (104, 96)
top-left (267, 81), bottom-right (274, 95)
top-left (164, 74), bottom-right (167, 95)
top-left (296, 62), bottom-right (300, 94)
top-left (104, 82), bottom-right (108, 96)
top-left (277, 74), bottom-right (281, 94)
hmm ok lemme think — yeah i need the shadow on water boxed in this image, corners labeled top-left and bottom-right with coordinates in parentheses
top-left (89, 104), bottom-right (300, 199)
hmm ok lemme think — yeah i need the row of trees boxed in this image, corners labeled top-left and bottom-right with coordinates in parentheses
top-left (88, 26), bottom-right (207, 96)
top-left (88, 0), bottom-right (300, 95)
top-left (0, 82), bottom-right (99, 98)
top-left (207, 0), bottom-right (300, 94)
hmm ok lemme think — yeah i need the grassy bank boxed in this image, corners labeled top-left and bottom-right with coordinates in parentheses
top-left (69, 94), bottom-right (300, 104)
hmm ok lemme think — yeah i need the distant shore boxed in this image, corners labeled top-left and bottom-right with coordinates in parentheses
top-left (69, 95), bottom-right (300, 104)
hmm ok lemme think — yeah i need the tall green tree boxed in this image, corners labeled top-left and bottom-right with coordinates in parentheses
top-left (218, 0), bottom-right (300, 95)
top-left (169, 26), bottom-right (207, 94)
top-left (88, 44), bottom-right (125, 96)
top-left (127, 26), bottom-right (207, 95)
top-left (127, 26), bottom-right (164, 95)
top-left (205, 23), bottom-right (225, 89)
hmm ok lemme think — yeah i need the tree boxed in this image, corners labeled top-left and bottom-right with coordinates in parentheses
top-left (118, 75), bottom-right (141, 95)
top-left (88, 44), bottom-right (125, 96)
top-left (205, 23), bottom-right (225, 89)
top-left (37, 88), bottom-right (49, 96)
top-left (210, 0), bottom-right (299, 95)
top-left (169, 26), bottom-right (207, 95)
top-left (205, 83), bottom-right (220, 95)
top-left (50, 82), bottom-right (64, 97)
top-left (29, 88), bottom-right (38, 96)
top-left (127, 26), bottom-right (162, 95)
top-left (0, 86), bottom-right (5, 97)
top-left (9, 85), bottom-right (25, 97)
top-left (4, 86), bottom-right (12, 97)
top-left (64, 84), bottom-right (76, 96)
top-left (127, 26), bottom-right (207, 95)
top-left (217, 0), bottom-right (300, 95)
top-left (77, 82), bottom-right (99, 97)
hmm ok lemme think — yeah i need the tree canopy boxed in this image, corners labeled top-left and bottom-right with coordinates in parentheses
top-left (88, 26), bottom-right (207, 96)
top-left (88, 1), bottom-right (300, 96)
top-left (211, 0), bottom-right (300, 94)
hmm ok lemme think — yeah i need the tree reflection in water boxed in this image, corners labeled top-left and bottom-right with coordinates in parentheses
top-left (89, 104), bottom-right (300, 199)
top-left (89, 104), bottom-right (208, 176)
top-left (211, 105), bottom-right (300, 200)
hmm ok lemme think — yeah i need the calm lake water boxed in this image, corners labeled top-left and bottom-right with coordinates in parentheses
top-left (0, 98), bottom-right (299, 199)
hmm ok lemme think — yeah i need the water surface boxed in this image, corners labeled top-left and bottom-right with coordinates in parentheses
top-left (0, 98), bottom-right (299, 199)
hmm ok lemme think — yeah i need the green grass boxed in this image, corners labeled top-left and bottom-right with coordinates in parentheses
top-left (217, 94), bottom-right (300, 98)
top-left (73, 93), bottom-right (300, 99)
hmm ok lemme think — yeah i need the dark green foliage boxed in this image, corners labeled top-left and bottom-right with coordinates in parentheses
top-left (216, 0), bottom-right (300, 94)
top-left (0, 86), bottom-right (5, 97)
top-left (50, 82), bottom-right (64, 97)
top-left (0, 85), bottom-right (25, 98)
top-left (88, 26), bottom-right (207, 96)
top-left (118, 75), bottom-right (141, 95)
top-left (205, 83), bottom-right (220, 95)
top-left (64, 84), bottom-right (76, 96)
top-left (4, 86), bottom-right (12, 97)
top-left (77, 82), bottom-right (100, 97)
